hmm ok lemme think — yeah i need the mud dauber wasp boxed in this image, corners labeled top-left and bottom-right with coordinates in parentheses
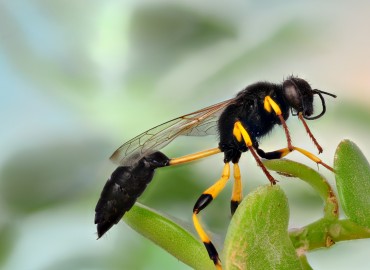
top-left (95, 76), bottom-right (336, 269)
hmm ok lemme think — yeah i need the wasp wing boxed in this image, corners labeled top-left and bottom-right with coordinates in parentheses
top-left (110, 98), bottom-right (234, 166)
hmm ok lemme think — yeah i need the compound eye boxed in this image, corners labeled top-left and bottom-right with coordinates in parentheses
top-left (283, 83), bottom-right (302, 111)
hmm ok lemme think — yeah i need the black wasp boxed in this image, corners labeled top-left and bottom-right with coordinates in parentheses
top-left (95, 76), bottom-right (336, 269)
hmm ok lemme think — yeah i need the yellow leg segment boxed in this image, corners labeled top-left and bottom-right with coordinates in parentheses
top-left (192, 214), bottom-right (222, 269)
top-left (203, 163), bottom-right (230, 197)
top-left (231, 163), bottom-right (242, 215)
top-left (293, 147), bottom-right (333, 171)
top-left (256, 146), bottom-right (334, 172)
top-left (192, 213), bottom-right (211, 243)
top-left (193, 163), bottom-right (230, 269)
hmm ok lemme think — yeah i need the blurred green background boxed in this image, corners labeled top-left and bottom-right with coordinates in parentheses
top-left (1, 1), bottom-right (369, 269)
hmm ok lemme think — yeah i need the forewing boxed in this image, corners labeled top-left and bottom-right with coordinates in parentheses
top-left (110, 99), bottom-right (234, 166)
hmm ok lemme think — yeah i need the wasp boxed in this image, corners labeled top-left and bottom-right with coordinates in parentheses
top-left (95, 76), bottom-right (336, 269)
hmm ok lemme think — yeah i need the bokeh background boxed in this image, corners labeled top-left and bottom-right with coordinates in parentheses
top-left (1, 0), bottom-right (369, 269)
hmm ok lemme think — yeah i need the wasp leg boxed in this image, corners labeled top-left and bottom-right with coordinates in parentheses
top-left (230, 163), bottom-right (242, 215)
top-left (256, 146), bottom-right (333, 172)
top-left (298, 112), bottom-right (323, 153)
top-left (264, 95), bottom-right (293, 150)
top-left (234, 121), bottom-right (277, 185)
top-left (193, 163), bottom-right (230, 269)
top-left (264, 96), bottom-right (325, 155)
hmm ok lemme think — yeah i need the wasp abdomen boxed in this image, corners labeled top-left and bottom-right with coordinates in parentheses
top-left (95, 151), bottom-right (169, 238)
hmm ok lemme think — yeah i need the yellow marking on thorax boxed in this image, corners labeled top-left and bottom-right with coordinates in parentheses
top-left (264, 96), bottom-right (282, 115)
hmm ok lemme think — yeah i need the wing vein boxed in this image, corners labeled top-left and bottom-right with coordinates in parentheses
top-left (109, 98), bottom-right (234, 166)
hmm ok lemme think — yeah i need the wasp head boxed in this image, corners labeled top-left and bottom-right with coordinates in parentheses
top-left (282, 76), bottom-right (336, 120)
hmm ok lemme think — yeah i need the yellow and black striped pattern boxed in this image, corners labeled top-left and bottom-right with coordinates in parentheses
top-left (192, 163), bottom-right (230, 269)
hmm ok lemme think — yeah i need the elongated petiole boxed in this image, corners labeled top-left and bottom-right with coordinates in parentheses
top-left (169, 148), bottom-right (221, 166)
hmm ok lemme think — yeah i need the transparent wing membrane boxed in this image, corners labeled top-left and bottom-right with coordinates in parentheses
top-left (110, 99), bottom-right (234, 166)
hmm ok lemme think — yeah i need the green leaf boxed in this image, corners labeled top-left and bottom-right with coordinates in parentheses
top-left (223, 185), bottom-right (302, 270)
top-left (334, 140), bottom-right (370, 228)
top-left (263, 159), bottom-right (338, 220)
top-left (124, 203), bottom-right (214, 270)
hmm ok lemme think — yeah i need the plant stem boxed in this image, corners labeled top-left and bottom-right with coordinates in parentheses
top-left (290, 218), bottom-right (370, 252)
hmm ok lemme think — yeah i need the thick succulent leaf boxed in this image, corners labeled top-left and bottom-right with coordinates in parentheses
top-left (124, 203), bottom-right (214, 270)
top-left (223, 185), bottom-right (302, 270)
top-left (334, 140), bottom-right (370, 228)
top-left (264, 159), bottom-right (338, 220)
